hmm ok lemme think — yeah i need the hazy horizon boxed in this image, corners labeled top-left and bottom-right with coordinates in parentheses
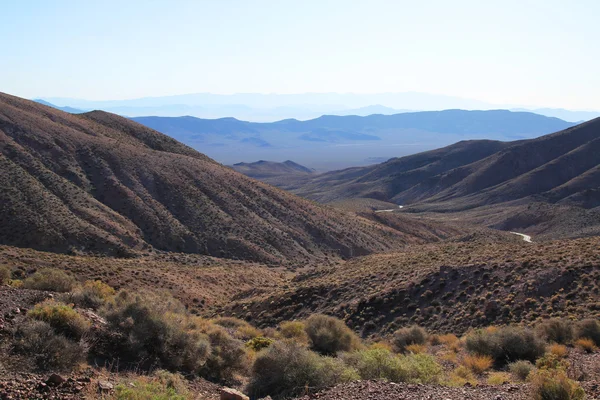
top-left (3, 0), bottom-right (600, 110)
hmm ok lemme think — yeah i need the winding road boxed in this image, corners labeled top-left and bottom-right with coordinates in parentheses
top-left (510, 232), bottom-right (532, 243)
top-left (375, 205), bottom-right (404, 213)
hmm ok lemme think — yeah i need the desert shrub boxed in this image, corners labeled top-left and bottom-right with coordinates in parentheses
top-left (69, 280), bottom-right (115, 309)
top-left (28, 300), bottom-right (90, 339)
top-left (575, 319), bottom-right (600, 346)
top-left (0, 265), bottom-right (11, 285)
top-left (574, 338), bottom-right (596, 353)
top-left (246, 337), bottom-right (273, 352)
top-left (438, 334), bottom-right (459, 347)
top-left (445, 365), bottom-right (477, 387)
top-left (461, 354), bottom-right (493, 375)
top-left (465, 326), bottom-right (546, 365)
top-left (392, 325), bottom-right (428, 353)
top-left (536, 319), bottom-right (574, 345)
top-left (405, 344), bottom-right (427, 354)
top-left (487, 372), bottom-right (511, 385)
top-left (201, 324), bottom-right (248, 382)
top-left (212, 316), bottom-right (249, 330)
top-left (23, 268), bottom-right (76, 292)
top-left (235, 324), bottom-right (263, 341)
top-left (279, 321), bottom-right (310, 345)
top-left (115, 370), bottom-right (189, 400)
top-left (12, 320), bottom-right (86, 370)
top-left (530, 370), bottom-right (585, 400)
top-left (548, 343), bottom-right (568, 358)
top-left (102, 290), bottom-right (211, 374)
top-left (536, 353), bottom-right (569, 371)
top-left (342, 349), bottom-right (441, 384)
top-left (304, 314), bottom-right (361, 355)
top-left (248, 341), bottom-right (358, 399)
top-left (509, 360), bottom-right (534, 381)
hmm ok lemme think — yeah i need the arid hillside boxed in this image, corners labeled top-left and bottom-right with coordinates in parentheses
top-left (0, 92), bottom-right (460, 264)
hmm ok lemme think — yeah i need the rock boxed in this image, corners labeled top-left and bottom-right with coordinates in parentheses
top-left (98, 380), bottom-right (114, 391)
top-left (46, 374), bottom-right (65, 386)
top-left (220, 387), bottom-right (249, 400)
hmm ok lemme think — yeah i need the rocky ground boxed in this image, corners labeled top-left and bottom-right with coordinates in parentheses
top-left (295, 380), bottom-right (600, 400)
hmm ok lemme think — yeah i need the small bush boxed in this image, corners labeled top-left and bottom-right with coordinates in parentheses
top-left (201, 324), bottom-right (248, 382)
top-left (392, 326), bottom-right (428, 353)
top-left (0, 265), bottom-right (11, 285)
top-left (530, 370), bottom-right (585, 400)
top-left (246, 337), bottom-right (273, 352)
top-left (278, 321), bottom-right (309, 345)
top-left (461, 354), bottom-right (493, 375)
top-left (465, 326), bottom-right (546, 365)
top-left (248, 341), bottom-right (358, 399)
top-left (115, 370), bottom-right (189, 400)
top-left (304, 314), bottom-right (361, 355)
top-left (405, 344), bottom-right (427, 354)
top-left (536, 319), bottom-right (574, 345)
top-left (28, 300), bottom-right (90, 339)
top-left (536, 353), bottom-right (569, 371)
top-left (23, 268), bottom-right (76, 292)
top-left (438, 334), bottom-right (459, 347)
top-left (212, 317), bottom-right (249, 330)
top-left (575, 319), bottom-right (600, 346)
top-left (574, 338), bottom-right (596, 353)
top-left (102, 290), bottom-right (211, 374)
top-left (13, 320), bottom-right (86, 370)
top-left (235, 324), bottom-right (263, 341)
top-left (445, 365), bottom-right (477, 387)
top-left (69, 280), bottom-right (115, 309)
top-left (509, 360), bottom-right (534, 381)
top-left (548, 344), bottom-right (568, 358)
top-left (487, 372), bottom-right (511, 385)
top-left (342, 349), bottom-right (441, 384)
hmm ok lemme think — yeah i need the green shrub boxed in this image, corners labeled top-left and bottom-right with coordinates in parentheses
top-left (23, 268), bottom-right (76, 292)
top-left (246, 336), bottom-right (273, 352)
top-left (115, 370), bottom-right (189, 400)
top-left (530, 370), bottom-right (585, 400)
top-left (465, 326), bottom-right (546, 365)
top-left (248, 341), bottom-right (358, 399)
top-left (304, 314), bottom-right (361, 355)
top-left (102, 290), bottom-right (211, 374)
top-left (0, 265), bottom-right (11, 285)
top-left (536, 353), bottom-right (569, 371)
top-left (28, 300), bottom-right (90, 339)
top-left (342, 348), bottom-right (441, 384)
top-left (536, 319), bottom-right (574, 345)
top-left (69, 280), bottom-right (115, 309)
top-left (13, 320), bottom-right (86, 371)
top-left (575, 319), bottom-right (600, 346)
top-left (392, 326), bottom-right (428, 353)
top-left (279, 321), bottom-right (309, 345)
top-left (509, 360), bottom-right (534, 381)
top-left (201, 325), bottom-right (248, 383)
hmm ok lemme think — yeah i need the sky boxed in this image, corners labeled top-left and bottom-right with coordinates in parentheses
top-left (2, 0), bottom-right (599, 109)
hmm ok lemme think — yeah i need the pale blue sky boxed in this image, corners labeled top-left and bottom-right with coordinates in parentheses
top-left (2, 0), bottom-right (599, 109)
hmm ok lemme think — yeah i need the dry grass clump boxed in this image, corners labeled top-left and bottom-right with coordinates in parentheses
top-left (114, 370), bottom-right (190, 400)
top-left (28, 300), bottom-right (90, 339)
top-left (509, 360), bottom-right (535, 381)
top-left (444, 365), bottom-right (477, 387)
top-left (0, 265), bottom-right (11, 285)
top-left (22, 268), bottom-right (76, 292)
top-left (392, 326), bottom-right (428, 353)
top-left (461, 354), bottom-right (493, 375)
top-left (574, 338), bottom-right (596, 353)
top-left (575, 319), bottom-right (600, 346)
top-left (530, 370), bottom-right (585, 400)
top-left (487, 372), bottom-right (511, 385)
top-left (68, 280), bottom-right (115, 309)
top-left (305, 314), bottom-right (362, 355)
top-left (278, 321), bottom-right (310, 345)
top-left (548, 343), bottom-right (568, 358)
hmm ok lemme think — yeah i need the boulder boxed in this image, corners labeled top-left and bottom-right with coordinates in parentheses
top-left (220, 388), bottom-right (249, 400)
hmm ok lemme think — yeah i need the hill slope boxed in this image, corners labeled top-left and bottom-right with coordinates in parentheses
top-left (230, 160), bottom-right (314, 179)
top-left (0, 92), bottom-right (440, 263)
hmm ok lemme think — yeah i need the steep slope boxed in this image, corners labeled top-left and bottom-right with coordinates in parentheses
top-left (280, 140), bottom-right (513, 202)
top-left (0, 92), bottom-right (427, 263)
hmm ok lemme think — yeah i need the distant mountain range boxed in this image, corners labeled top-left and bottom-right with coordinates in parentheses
top-left (132, 110), bottom-right (574, 170)
top-left (35, 92), bottom-right (600, 122)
